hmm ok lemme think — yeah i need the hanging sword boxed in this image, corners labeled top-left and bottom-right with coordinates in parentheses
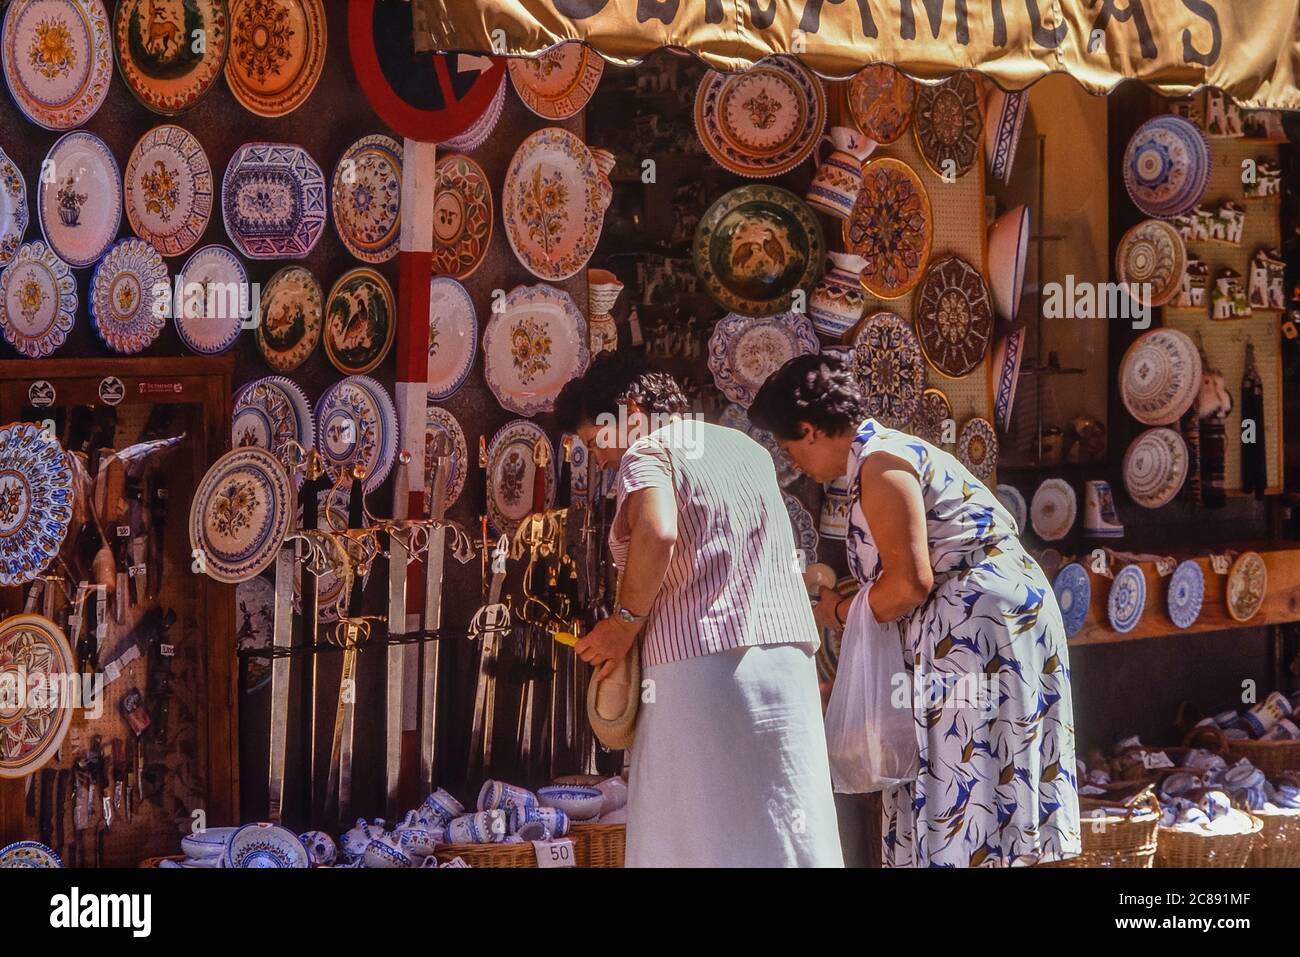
top-left (419, 431), bottom-right (452, 793)
top-left (325, 466), bottom-right (368, 823)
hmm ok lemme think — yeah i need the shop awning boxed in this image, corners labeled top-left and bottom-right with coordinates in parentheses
top-left (412, 0), bottom-right (1300, 109)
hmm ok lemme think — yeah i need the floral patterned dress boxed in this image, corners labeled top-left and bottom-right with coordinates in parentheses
top-left (845, 420), bottom-right (1080, 867)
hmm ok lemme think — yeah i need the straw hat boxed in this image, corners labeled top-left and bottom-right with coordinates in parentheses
top-left (586, 644), bottom-right (641, 750)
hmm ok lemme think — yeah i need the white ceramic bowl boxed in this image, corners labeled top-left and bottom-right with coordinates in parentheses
top-left (180, 826), bottom-right (238, 860)
top-left (987, 204), bottom-right (1030, 327)
top-left (537, 785), bottom-right (603, 822)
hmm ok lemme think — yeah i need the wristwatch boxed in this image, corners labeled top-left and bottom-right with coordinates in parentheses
top-left (615, 605), bottom-right (649, 625)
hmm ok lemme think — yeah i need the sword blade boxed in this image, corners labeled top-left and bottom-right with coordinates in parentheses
top-left (267, 544), bottom-right (295, 822)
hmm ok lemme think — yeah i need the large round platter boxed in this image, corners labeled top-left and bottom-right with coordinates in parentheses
top-left (114, 0), bottom-right (229, 114)
top-left (0, 423), bottom-right (72, 587)
top-left (694, 184), bottom-right (824, 318)
top-left (222, 142), bottom-right (326, 260)
top-left (89, 238), bottom-right (168, 355)
top-left (0, 149), bottom-right (28, 268)
top-left (2, 0), bottom-right (112, 130)
top-left (849, 311), bottom-right (924, 427)
top-left (232, 375), bottom-right (314, 487)
top-left (847, 64), bottom-right (916, 144)
top-left (483, 284), bottom-right (589, 416)
top-left (486, 420), bottom-right (555, 536)
top-left (0, 242), bottom-right (76, 359)
top-left (707, 311), bottom-right (818, 408)
top-left (718, 403), bottom-right (798, 487)
top-left (235, 575), bottom-right (273, 693)
top-left (1123, 115), bottom-right (1210, 219)
top-left (314, 375), bottom-right (397, 494)
top-left (1166, 559), bottom-right (1204, 629)
top-left (844, 157), bottom-right (932, 300)
top-left (331, 134), bottom-right (401, 264)
top-left (1122, 427), bottom-right (1187, 509)
top-left (1030, 478), bottom-right (1076, 542)
top-left (912, 73), bottom-right (983, 179)
top-left (783, 492), bottom-right (819, 558)
top-left (0, 614), bottom-right (73, 780)
top-left (914, 255), bottom-right (994, 378)
top-left (0, 840), bottom-right (63, 867)
top-left (995, 483), bottom-right (1027, 533)
top-left (224, 822), bottom-right (309, 868)
top-left (694, 56), bottom-right (826, 178)
top-left (1118, 328), bottom-right (1202, 426)
top-left (174, 244), bottom-right (248, 355)
top-left (502, 127), bottom-right (607, 282)
top-left (424, 404), bottom-right (468, 510)
top-left (255, 265), bottom-right (322, 372)
top-left (957, 417), bottom-right (998, 481)
top-left (323, 267), bottom-right (394, 376)
top-left (1108, 564), bottom-right (1147, 634)
top-left (431, 153), bottom-right (493, 280)
top-left (188, 446), bottom-right (293, 584)
top-left (37, 131), bottom-right (121, 268)
top-left (124, 124), bottom-right (213, 258)
top-left (1052, 562), bottom-right (1090, 638)
top-left (225, 0), bottom-right (325, 117)
top-left (910, 387), bottom-right (951, 447)
top-left (427, 276), bottom-right (477, 401)
top-left (1115, 219), bottom-right (1186, 307)
top-left (1226, 551), bottom-right (1267, 623)
top-left (508, 40), bottom-right (603, 120)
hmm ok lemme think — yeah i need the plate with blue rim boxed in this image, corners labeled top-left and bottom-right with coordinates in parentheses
top-left (1108, 563), bottom-right (1147, 634)
top-left (1052, 562), bottom-right (1090, 638)
top-left (1166, 559), bottom-right (1204, 629)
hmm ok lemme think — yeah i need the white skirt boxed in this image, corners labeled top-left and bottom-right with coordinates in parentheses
top-left (625, 643), bottom-right (844, 867)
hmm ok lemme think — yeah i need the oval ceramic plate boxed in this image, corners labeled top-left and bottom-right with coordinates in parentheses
top-left (995, 483), bottom-right (1027, 533)
top-left (0, 423), bottom-right (72, 588)
top-left (718, 403), bottom-right (799, 487)
top-left (783, 491), bottom-right (819, 559)
top-left (911, 387), bottom-right (951, 447)
top-left (0, 149), bottom-right (28, 267)
top-left (1108, 564), bottom-right (1147, 634)
top-left (125, 124), bottom-right (213, 257)
top-left (232, 375), bottom-right (314, 487)
top-left (235, 575), bottom-right (273, 693)
top-left (694, 184), bottom-right (825, 318)
top-left (431, 153), bottom-right (493, 280)
top-left (508, 40), bottom-right (603, 120)
top-left (424, 404), bottom-right (468, 510)
top-left (1052, 562), bottom-right (1090, 638)
top-left (222, 142), bottom-right (327, 259)
top-left (2, 0), bottom-right (112, 130)
top-left (912, 73), bottom-right (983, 179)
top-left (915, 255), bottom-right (993, 378)
top-left (844, 157), bottom-right (932, 300)
top-left (225, 822), bottom-right (309, 868)
top-left (255, 265), bottom-right (322, 372)
top-left (190, 446), bottom-right (293, 583)
top-left (114, 0), bottom-right (228, 114)
top-left (486, 420), bottom-right (555, 536)
top-left (1123, 115), bottom-right (1210, 219)
top-left (1116, 219), bottom-right (1186, 307)
top-left (323, 267), bottom-right (394, 376)
top-left (849, 311), bottom-right (924, 427)
top-left (1226, 551), bottom-right (1267, 623)
top-left (708, 311), bottom-right (819, 408)
top-left (174, 244), bottom-right (248, 355)
top-left (848, 64), bottom-right (916, 144)
top-left (37, 131), bottom-right (121, 268)
top-left (331, 134), bottom-right (401, 264)
top-left (1122, 427), bottom-right (1187, 509)
top-left (0, 839), bottom-right (63, 866)
top-left (314, 375), bottom-right (397, 494)
top-left (1119, 328), bottom-right (1202, 426)
top-left (0, 242), bottom-right (76, 358)
top-left (89, 238), bottom-right (168, 354)
top-left (225, 0), bottom-right (325, 117)
top-left (483, 284), bottom-right (589, 416)
top-left (1167, 558), bottom-right (1204, 629)
top-left (957, 417), bottom-right (998, 481)
top-left (427, 276), bottom-right (476, 401)
top-left (1030, 478), bottom-right (1075, 542)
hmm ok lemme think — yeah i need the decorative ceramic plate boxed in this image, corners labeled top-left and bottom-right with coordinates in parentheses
top-left (719, 403), bottom-right (799, 487)
top-left (114, 0), bottom-right (228, 114)
top-left (708, 311), bottom-right (819, 408)
top-left (912, 73), bottom-right (983, 179)
top-left (1116, 219), bottom-right (1186, 307)
top-left (0, 149), bottom-right (28, 267)
top-left (486, 420), bottom-right (555, 536)
top-left (224, 822), bottom-right (309, 868)
top-left (314, 375), bottom-right (398, 494)
top-left (225, 0), bottom-right (325, 117)
top-left (222, 142), bottom-right (327, 259)
top-left (1119, 328), bottom-right (1202, 426)
top-left (0, 242), bottom-right (76, 358)
top-left (849, 311), bottom-right (924, 427)
top-left (0, 423), bottom-right (72, 587)
top-left (443, 74), bottom-right (506, 152)
top-left (1122, 427), bottom-right (1187, 509)
top-left (847, 64), bottom-right (916, 144)
top-left (995, 483), bottom-right (1027, 533)
top-left (503, 127), bottom-right (607, 282)
top-left (844, 157), bottom-right (932, 299)
top-left (425, 404), bottom-right (468, 510)
top-left (0, 839), bottom-right (63, 866)
top-left (1167, 559), bottom-right (1204, 629)
top-left (915, 255), bottom-right (993, 378)
top-left (2, 0), bottom-right (112, 130)
top-left (1226, 551), bottom-right (1267, 623)
top-left (235, 575), bottom-right (273, 693)
top-left (694, 56), bottom-right (826, 178)
top-left (427, 276), bottom-right (476, 401)
top-left (483, 284), bottom-right (589, 416)
top-left (1108, 564), bottom-right (1147, 634)
top-left (957, 417), bottom-right (998, 481)
top-left (255, 264), bottom-right (321, 372)
top-left (89, 238), bottom-right (169, 355)
top-left (1030, 478), bottom-right (1076, 542)
top-left (323, 267), bottom-right (394, 376)
top-left (508, 40), bottom-right (603, 120)
top-left (1053, 562), bottom-right (1091, 638)
top-left (174, 244), bottom-right (248, 355)
top-left (331, 134), bottom-right (401, 264)
top-left (37, 131), bottom-right (121, 268)
top-left (124, 124), bottom-right (212, 258)
top-left (783, 492), bottom-right (819, 558)
top-left (431, 153), bottom-right (493, 280)
top-left (694, 184), bottom-right (825, 318)
top-left (233, 375), bottom-right (314, 486)
top-left (189, 446), bottom-right (293, 583)
top-left (910, 387), bottom-right (951, 447)
top-left (1123, 115), bottom-right (1210, 219)
top-left (0, 615), bottom-right (73, 779)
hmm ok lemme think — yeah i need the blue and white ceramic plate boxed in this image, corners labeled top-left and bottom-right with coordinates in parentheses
top-left (483, 284), bottom-right (589, 416)
top-left (0, 148), bottom-right (28, 267)
top-left (783, 492), bottom-right (820, 561)
top-left (719, 403), bottom-right (799, 487)
top-left (314, 375), bottom-right (398, 494)
top-left (2, 0), bottom-right (112, 130)
top-left (224, 822), bottom-right (309, 868)
top-left (994, 483), bottom-right (1027, 535)
top-left (486, 420), bottom-right (555, 536)
top-left (124, 124), bottom-right (213, 257)
top-left (180, 826), bottom-right (239, 861)
top-left (425, 404), bottom-right (467, 511)
top-left (0, 840), bottom-right (63, 868)
top-left (37, 131), bottom-right (121, 267)
top-left (1053, 562), bottom-right (1091, 638)
top-left (1108, 564), bottom-right (1147, 634)
top-left (188, 446), bottom-right (294, 584)
top-left (222, 142), bottom-right (327, 259)
top-left (174, 244), bottom-right (248, 355)
top-left (708, 311), bottom-right (819, 408)
top-left (0, 241), bottom-right (76, 358)
top-left (90, 238), bottom-right (169, 354)
top-left (1167, 558), bottom-right (1204, 629)
top-left (427, 276), bottom-right (477, 401)
top-left (331, 134), bottom-right (401, 263)
top-left (233, 375), bottom-right (314, 488)
top-left (1122, 115), bottom-right (1210, 220)
top-left (0, 423), bottom-right (73, 587)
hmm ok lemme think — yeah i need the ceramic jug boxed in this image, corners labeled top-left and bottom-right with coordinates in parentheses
top-left (809, 252), bottom-right (869, 339)
top-left (807, 127), bottom-right (875, 220)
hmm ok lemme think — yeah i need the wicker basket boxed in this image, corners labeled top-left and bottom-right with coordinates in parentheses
top-left (1224, 739), bottom-right (1300, 775)
top-left (571, 823), bottom-right (626, 868)
top-left (1155, 812), bottom-right (1262, 868)
top-left (1247, 807), bottom-right (1300, 867)
top-left (1039, 791), bottom-right (1160, 868)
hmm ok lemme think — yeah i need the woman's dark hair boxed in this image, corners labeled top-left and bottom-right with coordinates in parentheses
top-left (749, 352), bottom-right (866, 441)
top-left (555, 352), bottom-right (689, 431)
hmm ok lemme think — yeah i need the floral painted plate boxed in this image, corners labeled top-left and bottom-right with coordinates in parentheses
top-left (718, 403), bottom-right (799, 487)
top-left (848, 64), bottom-right (916, 144)
top-left (331, 134), bottom-right (401, 263)
top-left (508, 40), bottom-right (603, 120)
top-left (425, 404), bottom-right (468, 510)
top-left (708, 311), bottom-right (819, 408)
top-left (957, 417), bottom-right (998, 481)
top-left (225, 822), bottom-right (309, 868)
top-left (233, 375), bottom-right (314, 487)
top-left (910, 387), bottom-right (951, 447)
top-left (0, 149), bottom-right (28, 267)
top-left (912, 73), bottom-right (983, 179)
top-left (0, 242), bottom-right (76, 358)
top-left (2, 0), bottom-right (112, 130)
top-left (225, 0), bottom-right (325, 117)
top-left (783, 492), bottom-right (820, 560)
top-left (125, 124), bottom-right (213, 258)
top-left (1108, 563), bottom-right (1147, 634)
top-left (235, 574), bottom-right (273, 693)
top-left (174, 244), bottom-right (248, 355)
top-left (255, 264), bottom-right (321, 372)
top-left (484, 284), bottom-right (588, 416)
top-left (844, 157), bottom-right (932, 299)
top-left (1167, 558), bottom-right (1204, 629)
top-left (1123, 115), bottom-right (1210, 219)
top-left (1052, 562), bottom-right (1090, 638)
top-left (915, 255), bottom-right (993, 378)
top-left (0, 839), bottom-right (64, 866)
top-left (1115, 219), bottom-right (1186, 307)
top-left (0, 423), bottom-right (72, 590)
top-left (1030, 478), bottom-right (1076, 542)
top-left (849, 311), bottom-right (924, 427)
top-left (1119, 328), bottom-right (1202, 426)
top-left (486, 420), bottom-right (555, 536)
top-left (189, 446), bottom-right (293, 583)
top-left (222, 142), bottom-right (327, 259)
top-left (1226, 551), bottom-right (1267, 623)
top-left (427, 276), bottom-right (477, 401)
top-left (114, 0), bottom-right (229, 114)
top-left (314, 374), bottom-right (398, 494)
top-left (431, 153), bottom-right (493, 280)
top-left (995, 483), bottom-right (1027, 533)
top-left (89, 238), bottom-right (168, 354)
top-left (1122, 427), bottom-right (1187, 509)
top-left (323, 267), bottom-right (394, 376)
top-left (37, 131), bottom-right (121, 268)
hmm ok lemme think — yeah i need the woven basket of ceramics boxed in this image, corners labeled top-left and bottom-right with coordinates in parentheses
top-left (1246, 807), bottom-right (1300, 867)
top-left (571, 823), bottom-right (626, 868)
top-left (1154, 811), bottom-right (1262, 868)
top-left (1039, 790), bottom-right (1160, 868)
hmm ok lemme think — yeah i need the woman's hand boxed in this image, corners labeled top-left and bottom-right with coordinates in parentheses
top-left (575, 617), bottom-right (639, 682)
top-left (812, 585), bottom-right (845, 633)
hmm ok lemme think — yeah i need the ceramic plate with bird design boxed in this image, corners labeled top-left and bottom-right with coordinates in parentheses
top-left (255, 265), bottom-right (322, 372)
top-left (323, 267), bottom-right (394, 376)
top-left (189, 445), bottom-right (294, 583)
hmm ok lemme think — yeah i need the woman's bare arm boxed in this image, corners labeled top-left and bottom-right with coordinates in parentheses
top-left (853, 451), bottom-right (934, 623)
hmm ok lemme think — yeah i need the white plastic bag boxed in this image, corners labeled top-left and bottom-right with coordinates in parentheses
top-left (824, 588), bottom-right (919, 793)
